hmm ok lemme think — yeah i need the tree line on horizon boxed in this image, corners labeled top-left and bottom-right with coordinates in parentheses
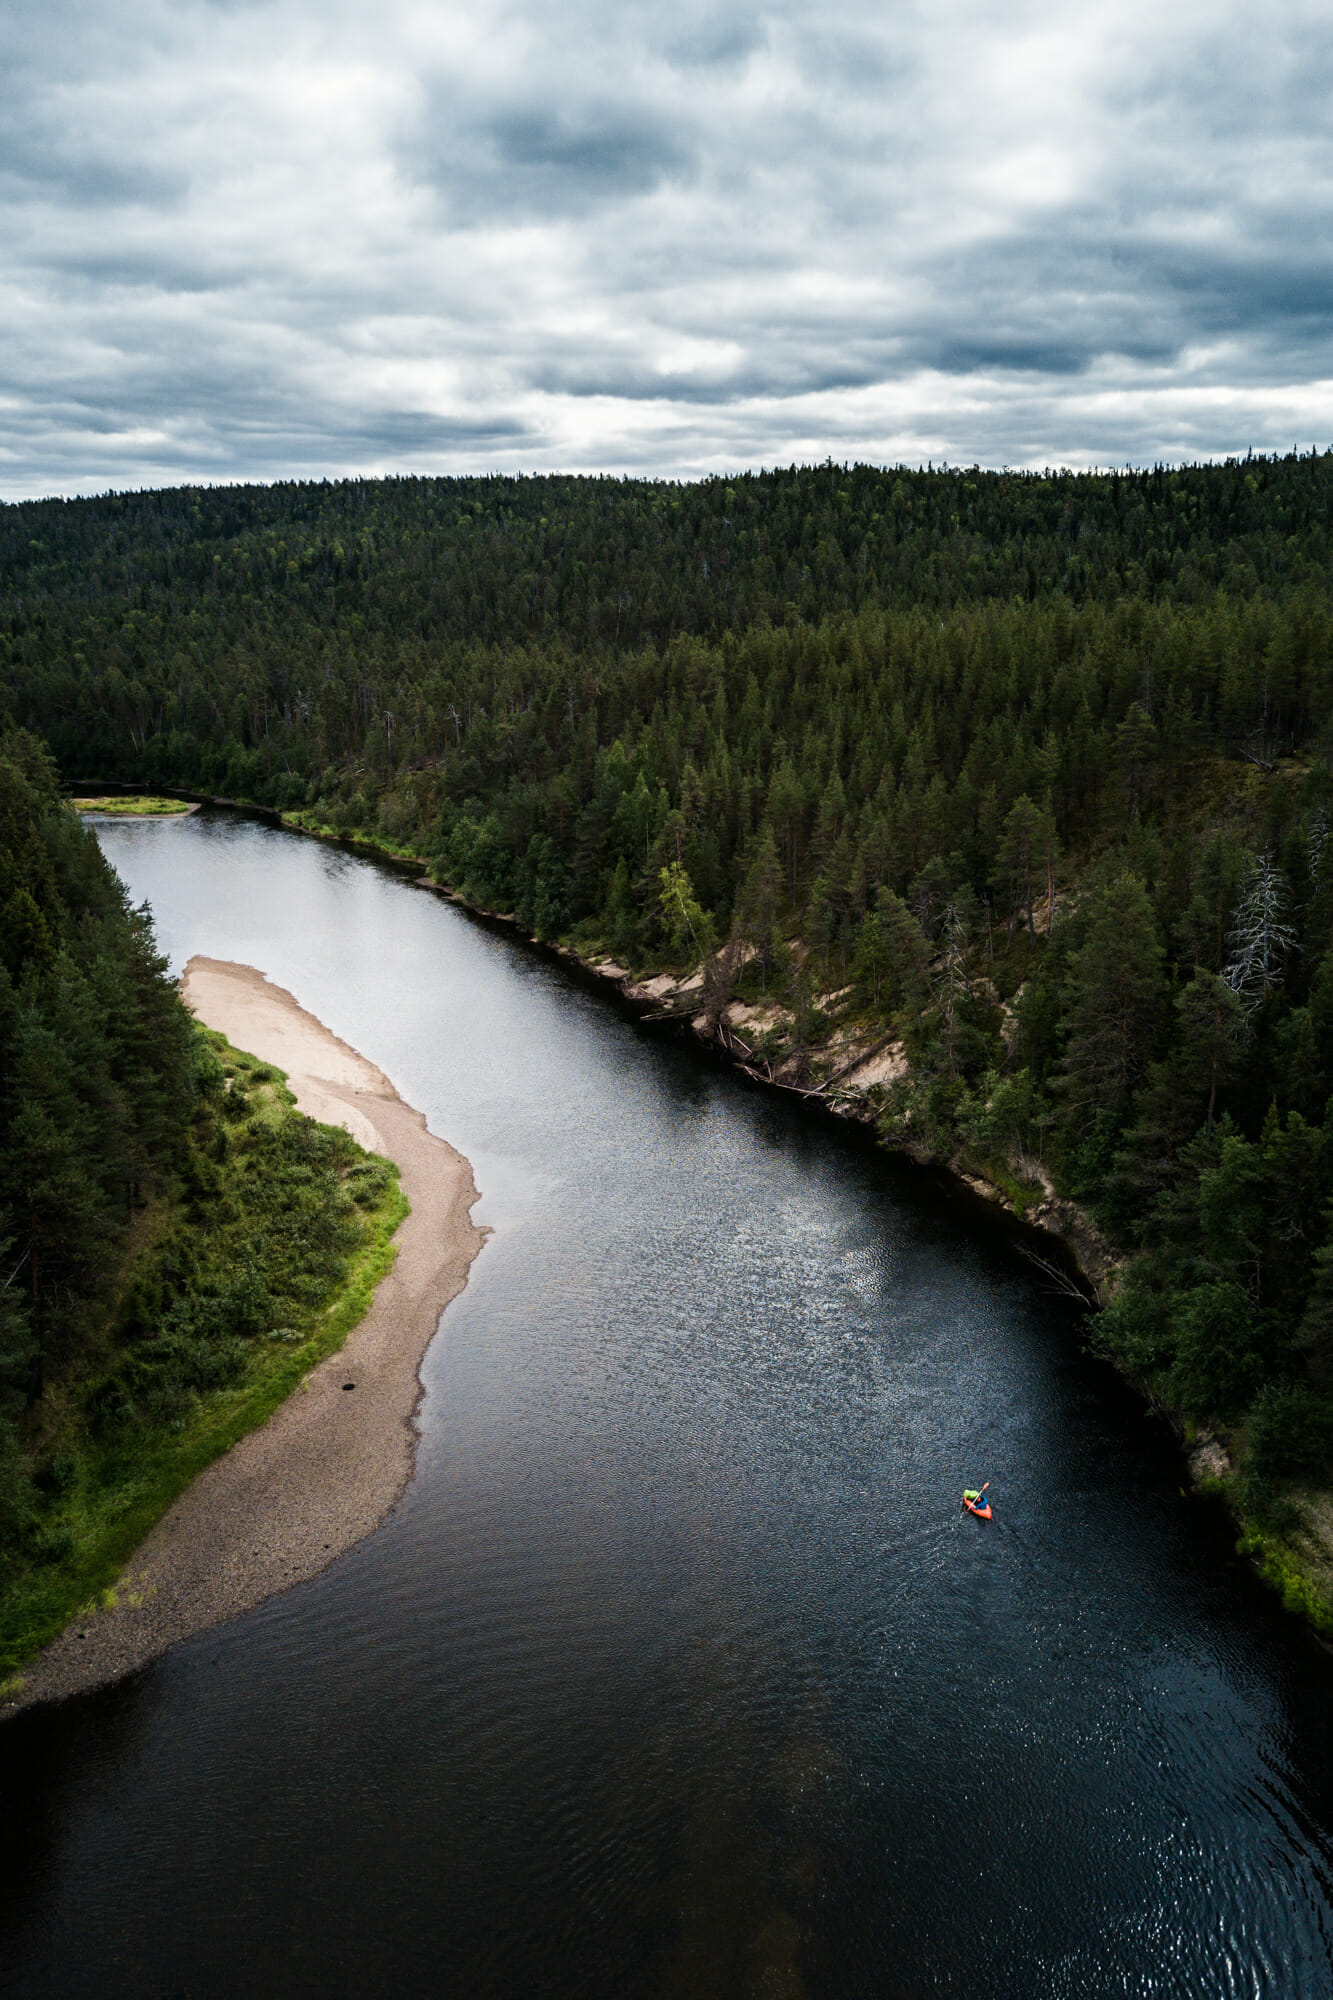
top-left (5, 455), bottom-right (1333, 1520)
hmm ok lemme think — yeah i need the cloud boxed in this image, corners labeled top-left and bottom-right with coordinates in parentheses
top-left (401, 93), bottom-right (695, 228)
top-left (1, 0), bottom-right (1331, 497)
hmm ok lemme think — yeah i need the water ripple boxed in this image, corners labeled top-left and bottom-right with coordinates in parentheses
top-left (3, 813), bottom-right (1332, 1999)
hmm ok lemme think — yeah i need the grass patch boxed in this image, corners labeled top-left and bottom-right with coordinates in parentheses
top-left (73, 794), bottom-right (195, 815)
top-left (1235, 1526), bottom-right (1333, 1634)
top-left (0, 1030), bottom-right (406, 1679)
top-left (955, 1151), bottom-right (1042, 1220)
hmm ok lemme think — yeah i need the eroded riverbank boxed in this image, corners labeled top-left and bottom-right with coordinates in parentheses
top-left (277, 812), bottom-right (1120, 1303)
top-left (270, 819), bottom-right (1333, 1631)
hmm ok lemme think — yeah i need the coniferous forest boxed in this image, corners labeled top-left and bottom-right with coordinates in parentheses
top-left (5, 454), bottom-right (1333, 1607)
top-left (0, 733), bottom-right (403, 1670)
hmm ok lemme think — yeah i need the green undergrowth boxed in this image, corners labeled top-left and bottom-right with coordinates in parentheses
top-left (1235, 1524), bottom-right (1333, 1635)
top-left (953, 1151), bottom-right (1041, 1222)
top-left (1162, 1413), bottom-right (1333, 1634)
top-left (0, 1029), bottom-right (406, 1681)
top-left (280, 809), bottom-right (428, 869)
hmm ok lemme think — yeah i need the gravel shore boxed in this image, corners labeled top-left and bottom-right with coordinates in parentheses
top-left (4, 958), bottom-right (485, 1711)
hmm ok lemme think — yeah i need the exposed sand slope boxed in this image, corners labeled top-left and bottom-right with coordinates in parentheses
top-left (7, 958), bottom-right (484, 1710)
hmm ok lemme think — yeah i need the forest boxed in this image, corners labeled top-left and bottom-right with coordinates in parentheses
top-left (0, 735), bottom-right (402, 1672)
top-left (4, 453), bottom-right (1333, 1601)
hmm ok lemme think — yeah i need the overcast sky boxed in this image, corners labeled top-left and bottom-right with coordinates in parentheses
top-left (3, 0), bottom-right (1332, 497)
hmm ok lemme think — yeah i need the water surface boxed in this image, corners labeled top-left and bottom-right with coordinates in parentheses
top-left (4, 811), bottom-right (1333, 1998)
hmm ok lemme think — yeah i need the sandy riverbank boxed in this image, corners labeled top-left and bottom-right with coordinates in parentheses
top-left (7, 958), bottom-right (485, 1710)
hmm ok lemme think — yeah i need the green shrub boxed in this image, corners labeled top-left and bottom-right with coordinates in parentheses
top-left (0, 1030), bottom-right (406, 1676)
top-left (1169, 1282), bottom-right (1266, 1419)
top-left (1091, 1280), bottom-right (1175, 1375)
top-left (1248, 1381), bottom-right (1333, 1485)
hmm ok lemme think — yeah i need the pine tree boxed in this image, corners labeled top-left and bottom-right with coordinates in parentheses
top-left (733, 825), bottom-right (783, 992)
top-left (766, 761), bottom-right (804, 898)
top-left (1058, 874), bottom-right (1165, 1118)
top-left (1175, 969), bottom-right (1248, 1134)
top-left (875, 889), bottom-right (933, 1014)
top-left (1112, 701), bottom-right (1159, 818)
top-left (657, 863), bottom-right (714, 965)
top-left (993, 795), bottom-right (1045, 936)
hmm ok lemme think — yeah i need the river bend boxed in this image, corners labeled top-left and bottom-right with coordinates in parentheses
top-left (4, 811), bottom-right (1333, 1999)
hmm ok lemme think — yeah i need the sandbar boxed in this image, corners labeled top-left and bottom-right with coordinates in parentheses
top-left (8, 958), bottom-right (485, 1709)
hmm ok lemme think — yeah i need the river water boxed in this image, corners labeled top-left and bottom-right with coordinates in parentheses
top-left (4, 811), bottom-right (1333, 1998)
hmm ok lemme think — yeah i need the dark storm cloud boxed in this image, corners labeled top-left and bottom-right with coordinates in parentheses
top-left (2, 0), bottom-right (1332, 497)
top-left (490, 109), bottom-right (683, 189)
top-left (406, 94), bottom-right (694, 220)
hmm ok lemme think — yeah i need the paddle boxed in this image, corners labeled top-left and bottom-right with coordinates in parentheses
top-left (961, 1479), bottom-right (990, 1518)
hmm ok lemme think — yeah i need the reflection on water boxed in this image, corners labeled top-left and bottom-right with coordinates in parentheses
top-left (2, 811), bottom-right (1333, 1997)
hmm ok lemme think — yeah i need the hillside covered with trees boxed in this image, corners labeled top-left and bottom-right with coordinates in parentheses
top-left (5, 455), bottom-right (1333, 1607)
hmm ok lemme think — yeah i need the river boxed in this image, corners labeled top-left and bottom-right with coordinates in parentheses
top-left (4, 810), bottom-right (1333, 1998)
